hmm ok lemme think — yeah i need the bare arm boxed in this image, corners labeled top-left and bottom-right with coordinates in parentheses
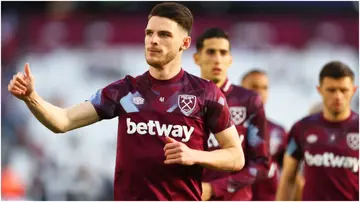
top-left (8, 63), bottom-right (100, 134)
top-left (276, 154), bottom-right (300, 200)
top-left (195, 125), bottom-right (245, 171)
top-left (293, 173), bottom-right (305, 200)
top-left (164, 125), bottom-right (245, 172)
top-left (24, 92), bottom-right (100, 133)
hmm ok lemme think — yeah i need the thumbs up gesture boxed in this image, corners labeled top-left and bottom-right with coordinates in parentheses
top-left (8, 63), bottom-right (36, 101)
top-left (164, 137), bottom-right (199, 166)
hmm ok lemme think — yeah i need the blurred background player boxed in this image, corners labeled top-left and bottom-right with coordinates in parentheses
top-left (289, 101), bottom-right (324, 200)
top-left (193, 27), bottom-right (270, 201)
top-left (241, 69), bottom-right (304, 201)
top-left (276, 61), bottom-right (359, 200)
top-left (7, 3), bottom-right (245, 200)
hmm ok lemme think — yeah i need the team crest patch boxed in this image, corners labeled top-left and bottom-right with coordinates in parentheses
top-left (178, 94), bottom-right (196, 116)
top-left (229, 107), bottom-right (246, 125)
top-left (346, 133), bottom-right (359, 150)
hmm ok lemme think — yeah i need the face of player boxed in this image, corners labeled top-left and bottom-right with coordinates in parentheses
top-left (317, 76), bottom-right (357, 116)
top-left (145, 16), bottom-right (190, 69)
top-left (242, 73), bottom-right (269, 104)
top-left (193, 38), bottom-right (232, 85)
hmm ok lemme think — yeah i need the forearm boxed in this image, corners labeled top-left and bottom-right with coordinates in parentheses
top-left (276, 175), bottom-right (297, 200)
top-left (196, 147), bottom-right (244, 172)
top-left (24, 92), bottom-right (69, 133)
top-left (293, 174), bottom-right (305, 201)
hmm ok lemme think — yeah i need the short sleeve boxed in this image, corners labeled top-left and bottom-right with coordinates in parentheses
top-left (286, 122), bottom-right (303, 160)
top-left (204, 82), bottom-right (233, 134)
top-left (88, 80), bottom-right (126, 120)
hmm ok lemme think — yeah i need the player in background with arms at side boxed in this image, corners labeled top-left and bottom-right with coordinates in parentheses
top-left (7, 3), bottom-right (245, 201)
top-left (193, 27), bottom-right (270, 201)
top-left (276, 61), bottom-right (359, 201)
top-left (241, 69), bottom-right (304, 201)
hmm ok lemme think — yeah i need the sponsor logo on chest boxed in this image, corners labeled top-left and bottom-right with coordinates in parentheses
top-left (304, 151), bottom-right (359, 172)
top-left (126, 118), bottom-right (194, 142)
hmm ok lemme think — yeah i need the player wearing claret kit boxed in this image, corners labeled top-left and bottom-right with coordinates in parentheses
top-left (7, 3), bottom-right (245, 201)
top-left (240, 69), bottom-right (288, 201)
top-left (193, 27), bottom-right (270, 201)
top-left (276, 61), bottom-right (359, 201)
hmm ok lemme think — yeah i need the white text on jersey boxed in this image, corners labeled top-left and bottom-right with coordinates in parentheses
top-left (304, 151), bottom-right (359, 172)
top-left (126, 118), bottom-right (194, 142)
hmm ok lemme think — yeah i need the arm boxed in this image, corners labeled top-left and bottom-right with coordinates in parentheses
top-left (25, 93), bottom-right (100, 133)
top-left (293, 173), bottom-right (305, 201)
top-left (276, 122), bottom-right (304, 201)
top-left (276, 129), bottom-right (305, 201)
top-left (8, 63), bottom-right (100, 133)
top-left (195, 125), bottom-right (245, 171)
top-left (205, 95), bottom-right (270, 198)
top-left (276, 154), bottom-right (300, 200)
top-left (164, 82), bottom-right (244, 172)
top-left (164, 125), bottom-right (245, 172)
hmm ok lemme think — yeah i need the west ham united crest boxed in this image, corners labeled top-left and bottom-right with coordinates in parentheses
top-left (178, 94), bottom-right (196, 116)
top-left (346, 133), bottom-right (359, 150)
top-left (229, 106), bottom-right (246, 125)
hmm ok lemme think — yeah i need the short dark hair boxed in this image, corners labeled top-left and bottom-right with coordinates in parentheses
top-left (196, 27), bottom-right (230, 52)
top-left (319, 61), bottom-right (354, 83)
top-left (148, 2), bottom-right (193, 35)
top-left (241, 69), bottom-right (267, 83)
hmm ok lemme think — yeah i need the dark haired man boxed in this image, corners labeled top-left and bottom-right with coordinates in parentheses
top-left (193, 27), bottom-right (270, 200)
top-left (7, 3), bottom-right (245, 200)
top-left (276, 61), bottom-right (359, 200)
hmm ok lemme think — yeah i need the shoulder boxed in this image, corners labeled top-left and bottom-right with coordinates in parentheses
top-left (291, 113), bottom-right (322, 131)
top-left (350, 111), bottom-right (359, 121)
top-left (232, 85), bottom-right (261, 103)
top-left (100, 73), bottom-right (146, 100)
top-left (232, 85), bottom-right (259, 98)
top-left (183, 71), bottom-right (215, 89)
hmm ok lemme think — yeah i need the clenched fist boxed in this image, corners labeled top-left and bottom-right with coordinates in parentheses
top-left (164, 137), bottom-right (199, 165)
top-left (8, 63), bottom-right (35, 101)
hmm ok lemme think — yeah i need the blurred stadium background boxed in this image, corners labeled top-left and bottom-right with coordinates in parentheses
top-left (1, 1), bottom-right (359, 200)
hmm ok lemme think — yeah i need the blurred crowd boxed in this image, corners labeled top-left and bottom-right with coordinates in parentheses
top-left (1, 1), bottom-right (359, 200)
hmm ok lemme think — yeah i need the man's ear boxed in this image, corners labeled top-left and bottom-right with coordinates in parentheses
top-left (193, 52), bottom-right (200, 66)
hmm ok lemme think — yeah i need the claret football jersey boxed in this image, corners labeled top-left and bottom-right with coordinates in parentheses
top-left (89, 69), bottom-right (233, 200)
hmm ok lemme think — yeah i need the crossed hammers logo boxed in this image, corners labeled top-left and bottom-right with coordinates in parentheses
top-left (178, 95), bottom-right (196, 115)
top-left (181, 98), bottom-right (194, 111)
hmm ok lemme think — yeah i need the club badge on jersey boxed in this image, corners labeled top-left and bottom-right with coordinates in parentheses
top-left (346, 133), bottom-right (359, 150)
top-left (229, 106), bottom-right (246, 125)
top-left (178, 94), bottom-right (197, 116)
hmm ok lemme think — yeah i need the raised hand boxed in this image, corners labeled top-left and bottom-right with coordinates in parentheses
top-left (8, 63), bottom-right (36, 101)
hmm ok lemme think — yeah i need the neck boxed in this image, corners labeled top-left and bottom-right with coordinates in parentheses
top-left (201, 73), bottom-right (227, 88)
top-left (323, 107), bottom-right (351, 122)
top-left (215, 78), bottom-right (227, 88)
top-left (149, 55), bottom-right (182, 80)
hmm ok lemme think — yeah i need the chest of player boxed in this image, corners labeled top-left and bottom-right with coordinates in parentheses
top-left (206, 95), bottom-right (249, 150)
top-left (301, 127), bottom-right (359, 172)
top-left (225, 97), bottom-right (249, 126)
top-left (117, 89), bottom-right (208, 143)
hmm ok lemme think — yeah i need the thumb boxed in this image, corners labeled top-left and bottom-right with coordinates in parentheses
top-left (166, 136), bottom-right (177, 143)
top-left (24, 63), bottom-right (32, 78)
